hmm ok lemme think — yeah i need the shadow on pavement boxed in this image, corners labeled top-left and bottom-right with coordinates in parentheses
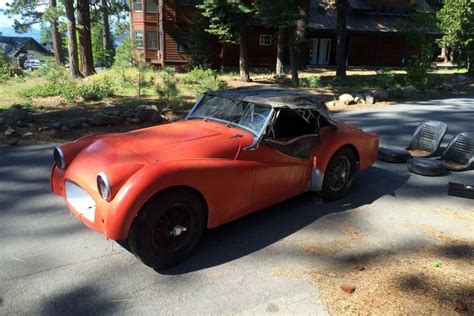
top-left (161, 166), bottom-right (409, 274)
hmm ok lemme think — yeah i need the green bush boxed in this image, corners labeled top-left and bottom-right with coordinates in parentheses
top-left (300, 75), bottom-right (321, 88)
top-left (406, 55), bottom-right (432, 90)
top-left (183, 67), bottom-right (227, 95)
top-left (156, 67), bottom-right (179, 102)
top-left (32, 58), bottom-right (70, 84)
top-left (19, 76), bottom-right (114, 102)
top-left (78, 77), bottom-right (114, 101)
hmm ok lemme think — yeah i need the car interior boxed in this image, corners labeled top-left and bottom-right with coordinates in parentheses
top-left (264, 107), bottom-right (331, 159)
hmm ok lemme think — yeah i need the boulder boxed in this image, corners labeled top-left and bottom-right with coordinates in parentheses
top-left (339, 93), bottom-right (355, 105)
top-left (5, 126), bottom-right (16, 136)
top-left (136, 108), bottom-right (160, 123)
top-left (68, 117), bottom-right (88, 129)
top-left (373, 90), bottom-right (389, 102)
top-left (136, 104), bottom-right (158, 112)
top-left (402, 86), bottom-right (417, 98)
top-left (89, 112), bottom-right (123, 126)
top-left (1, 108), bottom-right (32, 126)
top-left (126, 117), bottom-right (141, 124)
top-left (365, 94), bottom-right (375, 104)
top-left (453, 74), bottom-right (468, 83)
top-left (105, 108), bottom-right (122, 117)
top-left (81, 122), bottom-right (90, 128)
top-left (121, 109), bottom-right (135, 118)
top-left (52, 121), bottom-right (62, 130)
top-left (61, 126), bottom-right (71, 132)
top-left (23, 132), bottom-right (33, 137)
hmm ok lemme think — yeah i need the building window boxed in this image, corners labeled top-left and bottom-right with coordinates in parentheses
top-left (178, 0), bottom-right (202, 6)
top-left (133, 0), bottom-right (142, 11)
top-left (146, 0), bottom-right (157, 12)
top-left (259, 35), bottom-right (272, 46)
top-left (146, 31), bottom-right (158, 50)
top-left (134, 31), bottom-right (144, 49)
top-left (175, 32), bottom-right (189, 54)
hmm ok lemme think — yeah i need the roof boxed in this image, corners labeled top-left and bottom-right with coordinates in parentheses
top-left (208, 86), bottom-right (336, 125)
top-left (308, 0), bottom-right (435, 34)
top-left (0, 36), bottom-right (50, 57)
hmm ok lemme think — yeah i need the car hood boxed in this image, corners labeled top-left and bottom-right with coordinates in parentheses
top-left (80, 120), bottom-right (243, 165)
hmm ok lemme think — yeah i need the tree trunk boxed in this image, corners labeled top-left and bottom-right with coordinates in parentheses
top-left (239, 24), bottom-right (250, 82)
top-left (336, 0), bottom-right (348, 79)
top-left (49, 0), bottom-right (64, 65)
top-left (275, 26), bottom-right (285, 77)
top-left (77, 0), bottom-right (95, 76)
top-left (64, 0), bottom-right (82, 78)
top-left (289, 30), bottom-right (299, 87)
top-left (101, 0), bottom-right (113, 67)
top-left (296, 5), bottom-right (308, 70)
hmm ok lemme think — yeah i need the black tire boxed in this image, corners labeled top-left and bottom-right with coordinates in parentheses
top-left (128, 188), bottom-right (206, 271)
top-left (407, 158), bottom-right (446, 176)
top-left (320, 147), bottom-right (357, 201)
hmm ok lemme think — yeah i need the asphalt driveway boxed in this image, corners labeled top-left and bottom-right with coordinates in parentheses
top-left (1, 95), bottom-right (473, 315)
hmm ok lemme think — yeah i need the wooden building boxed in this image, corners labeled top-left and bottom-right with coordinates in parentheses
top-left (130, 0), bottom-right (436, 68)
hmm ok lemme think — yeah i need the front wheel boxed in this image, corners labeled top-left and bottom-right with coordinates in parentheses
top-left (128, 188), bottom-right (206, 271)
top-left (320, 147), bottom-right (357, 201)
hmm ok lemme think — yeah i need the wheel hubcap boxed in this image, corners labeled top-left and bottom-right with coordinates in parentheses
top-left (327, 156), bottom-right (351, 192)
top-left (152, 203), bottom-right (193, 254)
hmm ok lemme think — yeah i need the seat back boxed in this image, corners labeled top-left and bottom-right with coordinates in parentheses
top-left (406, 120), bottom-right (448, 154)
top-left (441, 132), bottom-right (474, 168)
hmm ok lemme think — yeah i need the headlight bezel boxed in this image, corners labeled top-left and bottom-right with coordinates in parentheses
top-left (54, 145), bottom-right (66, 170)
top-left (97, 172), bottom-right (112, 202)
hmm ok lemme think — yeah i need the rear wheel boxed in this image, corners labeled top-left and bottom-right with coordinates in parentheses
top-left (320, 147), bottom-right (357, 201)
top-left (128, 188), bottom-right (206, 271)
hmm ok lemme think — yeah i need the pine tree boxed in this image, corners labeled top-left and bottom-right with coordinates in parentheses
top-left (199, 0), bottom-right (254, 82)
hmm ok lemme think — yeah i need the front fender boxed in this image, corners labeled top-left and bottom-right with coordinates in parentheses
top-left (104, 159), bottom-right (255, 240)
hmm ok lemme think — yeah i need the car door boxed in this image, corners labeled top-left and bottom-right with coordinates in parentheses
top-left (237, 140), bottom-right (309, 211)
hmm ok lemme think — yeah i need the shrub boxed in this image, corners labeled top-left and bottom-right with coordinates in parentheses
top-left (406, 54), bottom-right (432, 90)
top-left (78, 77), bottom-right (114, 101)
top-left (19, 82), bottom-right (62, 98)
top-left (183, 67), bottom-right (227, 95)
top-left (155, 67), bottom-right (179, 102)
top-left (300, 75), bottom-right (321, 88)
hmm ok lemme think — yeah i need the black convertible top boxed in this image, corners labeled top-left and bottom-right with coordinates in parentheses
top-left (208, 86), bottom-right (336, 125)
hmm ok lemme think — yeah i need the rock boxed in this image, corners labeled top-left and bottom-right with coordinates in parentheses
top-left (365, 94), bottom-right (375, 104)
top-left (121, 109), bottom-right (135, 118)
top-left (136, 108), bottom-right (159, 123)
top-left (81, 122), bottom-right (90, 128)
top-left (452, 299), bottom-right (468, 313)
top-left (52, 121), bottom-right (62, 130)
top-left (136, 104), bottom-right (158, 112)
top-left (68, 117), bottom-right (87, 129)
top-left (352, 264), bottom-right (366, 271)
top-left (151, 112), bottom-right (165, 123)
top-left (373, 90), bottom-right (389, 102)
top-left (61, 126), bottom-right (70, 132)
top-left (453, 74), bottom-right (468, 83)
top-left (340, 284), bottom-right (356, 294)
top-left (16, 120), bottom-right (27, 128)
top-left (441, 82), bottom-right (454, 91)
top-left (0, 116), bottom-right (4, 125)
top-left (89, 112), bottom-right (123, 126)
top-left (126, 117), bottom-right (141, 124)
top-left (5, 126), bottom-right (16, 136)
top-left (403, 86), bottom-right (417, 98)
top-left (105, 108), bottom-right (122, 117)
top-left (1, 107), bottom-right (32, 126)
top-left (23, 132), bottom-right (33, 137)
top-left (339, 93), bottom-right (355, 105)
top-left (354, 94), bottom-right (366, 104)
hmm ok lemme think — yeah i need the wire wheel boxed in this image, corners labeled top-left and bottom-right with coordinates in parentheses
top-left (151, 203), bottom-right (194, 254)
top-left (327, 155), bottom-right (351, 192)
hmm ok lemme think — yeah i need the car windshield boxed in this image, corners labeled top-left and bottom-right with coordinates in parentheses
top-left (187, 95), bottom-right (273, 136)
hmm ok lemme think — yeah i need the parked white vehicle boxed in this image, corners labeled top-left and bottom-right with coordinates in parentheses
top-left (23, 59), bottom-right (42, 70)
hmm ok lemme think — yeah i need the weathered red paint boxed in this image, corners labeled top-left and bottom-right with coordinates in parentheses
top-left (51, 119), bottom-right (378, 240)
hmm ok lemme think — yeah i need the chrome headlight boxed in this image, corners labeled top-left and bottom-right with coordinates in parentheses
top-left (53, 146), bottom-right (66, 170)
top-left (97, 172), bottom-right (112, 201)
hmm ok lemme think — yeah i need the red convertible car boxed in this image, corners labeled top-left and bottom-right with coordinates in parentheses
top-left (51, 87), bottom-right (378, 270)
